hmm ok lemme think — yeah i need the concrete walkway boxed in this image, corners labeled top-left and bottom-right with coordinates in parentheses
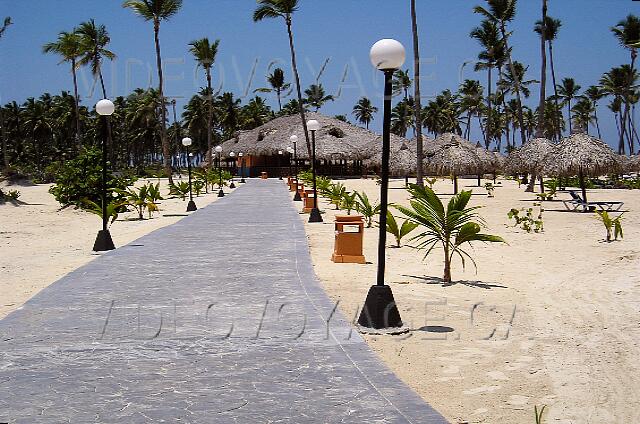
top-left (0, 179), bottom-right (447, 423)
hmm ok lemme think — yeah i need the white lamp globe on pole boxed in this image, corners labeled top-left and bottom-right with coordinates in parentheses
top-left (181, 137), bottom-right (192, 147)
top-left (96, 99), bottom-right (115, 116)
top-left (369, 38), bottom-right (406, 71)
top-left (290, 135), bottom-right (301, 201)
top-left (306, 119), bottom-right (322, 223)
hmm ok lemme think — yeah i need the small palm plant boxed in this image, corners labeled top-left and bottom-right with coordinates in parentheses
top-left (341, 191), bottom-right (357, 215)
top-left (595, 211), bottom-right (624, 242)
top-left (115, 184), bottom-right (159, 220)
top-left (82, 198), bottom-right (121, 227)
top-left (169, 181), bottom-right (191, 201)
top-left (534, 405), bottom-right (546, 424)
top-left (192, 179), bottom-right (205, 196)
top-left (355, 191), bottom-right (381, 228)
top-left (316, 176), bottom-right (332, 196)
top-left (386, 211), bottom-right (418, 247)
top-left (327, 183), bottom-right (346, 209)
top-left (395, 184), bottom-right (505, 283)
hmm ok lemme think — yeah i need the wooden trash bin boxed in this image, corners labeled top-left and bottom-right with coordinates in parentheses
top-left (331, 215), bottom-right (366, 264)
top-left (289, 180), bottom-right (297, 191)
top-left (296, 183), bottom-right (305, 196)
top-left (261, 171), bottom-right (268, 179)
top-left (302, 190), bottom-right (315, 213)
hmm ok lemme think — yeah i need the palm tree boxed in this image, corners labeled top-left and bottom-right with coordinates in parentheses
top-left (571, 98), bottom-right (596, 134)
top-left (189, 37), bottom-right (220, 169)
top-left (392, 69), bottom-right (412, 100)
top-left (583, 86), bottom-right (606, 138)
top-left (76, 19), bottom-right (115, 98)
top-left (474, 0), bottom-right (527, 146)
top-left (600, 65), bottom-right (639, 153)
top-left (123, 0), bottom-right (183, 183)
top-left (352, 97), bottom-right (378, 129)
top-left (411, 0), bottom-right (425, 186)
top-left (556, 77), bottom-right (581, 134)
top-left (391, 99), bottom-right (414, 137)
top-left (255, 68), bottom-right (291, 111)
top-left (0, 17), bottom-right (11, 171)
top-left (458, 80), bottom-right (484, 139)
top-left (216, 92), bottom-right (242, 139)
top-left (0, 17), bottom-right (11, 40)
top-left (43, 30), bottom-right (83, 148)
top-left (242, 96), bottom-right (273, 129)
top-left (535, 16), bottom-right (562, 140)
top-left (303, 83), bottom-right (334, 112)
top-left (253, 0), bottom-right (312, 156)
top-left (535, 0), bottom-right (547, 138)
top-left (470, 19), bottom-right (504, 148)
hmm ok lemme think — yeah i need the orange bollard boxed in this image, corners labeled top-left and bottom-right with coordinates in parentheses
top-left (302, 190), bottom-right (315, 213)
top-left (331, 215), bottom-right (366, 264)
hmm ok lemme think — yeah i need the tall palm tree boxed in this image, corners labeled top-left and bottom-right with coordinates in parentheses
top-left (556, 77), bottom-right (581, 134)
top-left (470, 19), bottom-right (504, 148)
top-left (392, 69), bottom-right (412, 100)
top-left (242, 96), bottom-right (273, 130)
top-left (43, 30), bottom-right (83, 148)
top-left (0, 17), bottom-right (11, 171)
top-left (255, 68), bottom-right (291, 111)
top-left (189, 37), bottom-right (220, 169)
top-left (411, 0), bottom-right (425, 186)
top-left (123, 0), bottom-right (183, 183)
top-left (391, 99), bottom-right (415, 137)
top-left (535, 16), bottom-right (562, 140)
top-left (571, 98), bottom-right (596, 134)
top-left (474, 0), bottom-right (527, 145)
top-left (0, 17), bottom-right (11, 40)
top-left (303, 83), bottom-right (334, 112)
top-left (253, 0), bottom-right (312, 156)
top-left (458, 80), bottom-right (484, 139)
top-left (352, 97), bottom-right (378, 129)
top-left (600, 65), bottom-right (639, 153)
top-left (535, 0), bottom-right (547, 138)
top-left (76, 19), bottom-right (115, 99)
top-left (583, 85), bottom-right (606, 138)
top-left (216, 92), bottom-right (242, 139)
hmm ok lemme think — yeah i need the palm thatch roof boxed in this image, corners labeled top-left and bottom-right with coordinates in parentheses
top-left (220, 112), bottom-right (378, 161)
top-left (542, 133), bottom-right (621, 176)
top-left (506, 137), bottom-right (556, 173)
top-left (622, 154), bottom-right (640, 173)
top-left (362, 134), bottom-right (419, 175)
top-left (424, 133), bottom-right (482, 175)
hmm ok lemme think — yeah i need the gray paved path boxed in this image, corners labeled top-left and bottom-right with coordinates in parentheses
top-left (0, 179), bottom-right (447, 423)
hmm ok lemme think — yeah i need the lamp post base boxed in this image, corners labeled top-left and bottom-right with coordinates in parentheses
top-left (93, 229), bottom-right (116, 252)
top-left (218, 189), bottom-right (225, 198)
top-left (357, 284), bottom-right (403, 329)
top-left (186, 200), bottom-right (197, 212)
top-left (293, 191), bottom-right (302, 201)
top-left (279, 175), bottom-right (283, 180)
top-left (308, 208), bottom-right (323, 223)
top-left (230, 182), bottom-right (236, 189)
top-left (240, 178), bottom-right (246, 183)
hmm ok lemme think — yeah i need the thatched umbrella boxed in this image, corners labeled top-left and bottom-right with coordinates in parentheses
top-left (622, 154), bottom-right (640, 174)
top-left (220, 112), bottom-right (375, 162)
top-left (542, 132), bottom-right (621, 202)
top-left (506, 137), bottom-right (556, 191)
top-left (363, 133), bottom-right (419, 176)
top-left (425, 133), bottom-right (482, 193)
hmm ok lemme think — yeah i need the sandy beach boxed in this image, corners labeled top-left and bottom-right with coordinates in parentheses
top-left (0, 175), bottom-right (235, 319)
top-left (296, 177), bottom-right (640, 424)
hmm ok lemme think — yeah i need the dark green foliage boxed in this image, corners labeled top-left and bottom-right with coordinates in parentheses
top-left (48, 147), bottom-right (136, 207)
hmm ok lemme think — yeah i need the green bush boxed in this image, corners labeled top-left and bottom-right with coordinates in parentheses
top-left (48, 147), bottom-right (137, 207)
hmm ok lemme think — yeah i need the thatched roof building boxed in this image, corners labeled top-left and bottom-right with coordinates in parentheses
top-left (425, 133), bottom-right (482, 175)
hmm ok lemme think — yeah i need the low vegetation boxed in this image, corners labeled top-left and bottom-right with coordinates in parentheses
top-left (595, 210), bottom-right (624, 242)
top-left (385, 211), bottom-right (417, 247)
top-left (508, 206), bottom-right (545, 233)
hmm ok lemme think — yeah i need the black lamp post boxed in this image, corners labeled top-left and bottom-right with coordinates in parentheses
top-left (307, 120), bottom-right (323, 223)
top-left (239, 152), bottom-right (246, 183)
top-left (287, 147), bottom-right (294, 176)
top-left (215, 145), bottom-right (224, 197)
top-left (229, 151), bottom-right (236, 188)
top-left (291, 135), bottom-right (302, 201)
top-left (278, 150), bottom-right (283, 180)
top-left (357, 39), bottom-right (406, 330)
top-left (182, 137), bottom-right (197, 212)
top-left (93, 99), bottom-right (116, 252)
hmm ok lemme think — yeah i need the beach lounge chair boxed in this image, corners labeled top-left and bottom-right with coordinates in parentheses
top-left (562, 190), bottom-right (624, 212)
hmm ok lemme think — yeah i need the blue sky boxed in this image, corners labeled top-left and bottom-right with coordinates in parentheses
top-left (1, 0), bottom-right (639, 149)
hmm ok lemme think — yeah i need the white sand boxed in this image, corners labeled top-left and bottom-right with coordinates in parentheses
top-left (296, 177), bottom-right (640, 424)
top-left (0, 175), bottom-right (235, 319)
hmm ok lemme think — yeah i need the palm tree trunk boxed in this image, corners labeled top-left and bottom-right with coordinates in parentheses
top-left (619, 107), bottom-right (627, 154)
top-left (486, 67), bottom-right (492, 149)
top-left (0, 106), bottom-right (8, 171)
top-left (501, 26), bottom-right (527, 145)
top-left (466, 111), bottom-right (472, 139)
top-left (71, 58), bottom-right (81, 149)
top-left (411, 0), bottom-right (424, 187)
top-left (443, 244), bottom-right (452, 283)
top-left (276, 88), bottom-right (282, 111)
top-left (285, 15), bottom-right (311, 157)
top-left (549, 41), bottom-right (561, 140)
top-left (206, 68), bottom-right (213, 170)
top-left (594, 106), bottom-right (602, 139)
top-left (536, 0), bottom-right (547, 138)
top-left (154, 20), bottom-right (172, 184)
top-left (98, 69), bottom-right (107, 99)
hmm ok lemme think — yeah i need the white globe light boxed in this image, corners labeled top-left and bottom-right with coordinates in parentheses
top-left (239, 152), bottom-right (243, 157)
top-left (290, 135), bottom-right (298, 143)
top-left (307, 120), bottom-right (320, 132)
top-left (230, 151), bottom-right (236, 157)
top-left (369, 39), bottom-right (406, 71)
top-left (215, 145), bottom-right (223, 153)
top-left (278, 150), bottom-right (283, 155)
top-left (181, 137), bottom-right (192, 147)
top-left (96, 99), bottom-right (115, 116)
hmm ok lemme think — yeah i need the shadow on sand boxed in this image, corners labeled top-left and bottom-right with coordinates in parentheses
top-left (402, 274), bottom-right (507, 289)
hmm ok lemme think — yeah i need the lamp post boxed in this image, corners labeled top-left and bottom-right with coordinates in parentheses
top-left (182, 137), bottom-right (197, 212)
top-left (278, 150), bottom-right (283, 180)
top-left (307, 120), bottom-right (323, 223)
top-left (215, 145), bottom-right (224, 197)
top-left (229, 151), bottom-right (236, 188)
top-left (92, 99), bottom-right (116, 252)
top-left (239, 152), bottom-right (246, 183)
top-left (287, 147), bottom-right (294, 176)
top-left (357, 39), bottom-right (406, 330)
top-left (291, 135), bottom-right (301, 201)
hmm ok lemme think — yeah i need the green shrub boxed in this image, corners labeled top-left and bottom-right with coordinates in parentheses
top-left (340, 191), bottom-right (357, 215)
top-left (355, 191), bottom-right (381, 228)
top-left (169, 181), bottom-right (191, 201)
top-left (81, 198), bottom-right (122, 227)
top-left (508, 206), bottom-right (544, 233)
top-left (595, 211), bottom-right (623, 242)
top-left (48, 147), bottom-right (136, 207)
top-left (385, 210), bottom-right (417, 247)
top-left (114, 183), bottom-right (162, 220)
top-left (326, 183), bottom-right (346, 209)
